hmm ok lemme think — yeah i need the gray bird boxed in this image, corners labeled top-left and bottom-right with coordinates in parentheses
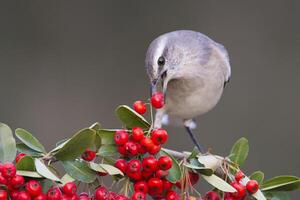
top-left (145, 30), bottom-right (231, 153)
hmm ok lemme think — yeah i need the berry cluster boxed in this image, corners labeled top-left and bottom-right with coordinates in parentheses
top-left (203, 171), bottom-right (259, 200)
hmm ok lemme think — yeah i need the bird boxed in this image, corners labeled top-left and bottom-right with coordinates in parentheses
top-left (145, 30), bottom-right (231, 153)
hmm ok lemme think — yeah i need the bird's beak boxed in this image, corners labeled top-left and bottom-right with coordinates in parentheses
top-left (150, 79), bottom-right (158, 96)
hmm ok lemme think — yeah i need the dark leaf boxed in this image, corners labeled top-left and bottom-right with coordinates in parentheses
top-left (62, 160), bottom-right (96, 183)
top-left (97, 145), bottom-right (117, 157)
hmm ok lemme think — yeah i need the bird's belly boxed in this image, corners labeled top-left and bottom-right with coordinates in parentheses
top-left (165, 79), bottom-right (223, 119)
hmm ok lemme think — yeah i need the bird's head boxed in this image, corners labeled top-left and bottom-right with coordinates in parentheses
top-left (145, 32), bottom-right (186, 96)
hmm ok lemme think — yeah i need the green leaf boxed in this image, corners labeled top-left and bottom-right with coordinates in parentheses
top-left (17, 170), bottom-right (43, 178)
top-left (0, 123), bottom-right (17, 162)
top-left (261, 176), bottom-right (300, 191)
top-left (40, 179), bottom-right (53, 193)
top-left (160, 149), bottom-right (182, 183)
top-left (115, 105), bottom-right (150, 129)
top-left (16, 156), bottom-right (35, 171)
top-left (16, 143), bottom-right (42, 157)
top-left (229, 137), bottom-right (249, 166)
top-left (187, 147), bottom-right (200, 160)
top-left (35, 159), bottom-right (61, 182)
top-left (90, 122), bottom-right (101, 131)
top-left (250, 171), bottom-right (265, 184)
top-left (202, 174), bottom-right (236, 193)
top-left (265, 191), bottom-right (290, 200)
top-left (89, 163), bottom-right (123, 176)
top-left (15, 128), bottom-right (46, 153)
top-left (98, 129), bottom-right (117, 145)
top-left (53, 128), bottom-right (96, 161)
top-left (62, 160), bottom-right (96, 183)
top-left (183, 163), bottom-right (213, 176)
top-left (61, 174), bottom-right (76, 185)
top-left (97, 145), bottom-right (117, 157)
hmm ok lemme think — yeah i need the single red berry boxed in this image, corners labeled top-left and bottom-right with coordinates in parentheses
top-left (142, 156), bottom-right (158, 172)
top-left (81, 149), bottom-right (96, 161)
top-left (117, 145), bottom-right (126, 155)
top-left (26, 182), bottom-right (42, 198)
top-left (127, 159), bottom-right (142, 173)
top-left (134, 181), bottom-right (148, 194)
top-left (165, 190), bottom-right (179, 200)
top-left (151, 129), bottom-right (168, 145)
top-left (132, 191), bottom-right (146, 200)
top-left (133, 101), bottom-right (147, 115)
top-left (63, 182), bottom-right (77, 196)
top-left (127, 171), bottom-right (142, 182)
top-left (155, 170), bottom-right (168, 179)
top-left (10, 190), bottom-right (20, 200)
top-left (151, 92), bottom-right (164, 109)
top-left (125, 142), bottom-right (139, 156)
top-left (17, 191), bottom-right (31, 200)
top-left (246, 180), bottom-right (259, 194)
top-left (163, 180), bottom-right (173, 192)
top-left (204, 191), bottom-right (220, 200)
top-left (33, 194), bottom-right (47, 200)
top-left (0, 173), bottom-right (7, 185)
top-left (47, 188), bottom-right (62, 200)
top-left (235, 171), bottom-right (245, 182)
top-left (15, 153), bottom-right (26, 163)
top-left (0, 190), bottom-right (8, 200)
top-left (10, 175), bottom-right (25, 189)
top-left (147, 178), bottom-right (163, 196)
top-left (158, 156), bottom-right (172, 170)
top-left (94, 186), bottom-right (108, 200)
top-left (231, 182), bottom-right (246, 198)
top-left (136, 143), bottom-right (147, 154)
top-left (142, 170), bottom-right (153, 180)
top-left (148, 144), bottom-right (161, 155)
top-left (1, 163), bottom-right (16, 178)
top-left (114, 159), bottom-right (127, 174)
top-left (114, 130), bottom-right (128, 145)
top-left (140, 137), bottom-right (154, 153)
top-left (132, 127), bottom-right (145, 142)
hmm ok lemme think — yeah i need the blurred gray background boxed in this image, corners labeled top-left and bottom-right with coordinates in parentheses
top-left (1, 0), bottom-right (299, 197)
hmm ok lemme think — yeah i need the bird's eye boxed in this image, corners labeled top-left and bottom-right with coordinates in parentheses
top-left (157, 56), bottom-right (165, 66)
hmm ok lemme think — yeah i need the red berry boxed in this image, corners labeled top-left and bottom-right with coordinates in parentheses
top-left (142, 156), bottom-right (158, 172)
top-left (134, 181), bottom-right (148, 194)
top-left (132, 127), bottom-right (145, 142)
top-left (155, 170), bottom-right (168, 179)
top-left (117, 145), bottom-right (126, 155)
top-left (10, 190), bottom-right (19, 200)
top-left (33, 194), bottom-right (47, 200)
top-left (151, 129), bottom-right (168, 145)
top-left (204, 191), bottom-right (220, 200)
top-left (132, 191), bottom-right (146, 200)
top-left (163, 180), bottom-right (173, 192)
top-left (15, 153), bottom-right (26, 163)
top-left (0, 173), bottom-right (7, 185)
top-left (63, 182), bottom-right (77, 196)
top-left (1, 163), bottom-right (16, 178)
top-left (151, 92), bottom-right (164, 109)
top-left (10, 175), bottom-right (25, 189)
top-left (165, 190), bottom-right (179, 200)
top-left (81, 149), bottom-right (96, 161)
top-left (17, 191), bottom-right (31, 200)
top-left (140, 137), bottom-right (154, 153)
top-left (125, 142), bottom-right (138, 156)
top-left (136, 143), bottom-right (147, 154)
top-left (115, 159), bottom-right (127, 174)
top-left (70, 195), bottom-right (79, 200)
top-left (0, 190), bottom-right (8, 200)
top-left (115, 195), bottom-right (129, 200)
top-left (114, 130), bottom-right (128, 145)
top-left (148, 144), bottom-right (161, 155)
top-left (147, 178), bottom-right (163, 196)
top-left (246, 180), bottom-right (259, 194)
top-left (127, 159), bottom-right (142, 173)
top-left (94, 186), bottom-right (108, 200)
top-left (235, 171), bottom-right (245, 182)
top-left (47, 188), bottom-right (62, 200)
top-left (133, 101), bottom-right (147, 115)
top-left (61, 194), bottom-right (70, 200)
top-left (231, 182), bottom-right (246, 198)
top-left (142, 170), bottom-right (153, 180)
top-left (127, 171), bottom-right (142, 182)
top-left (158, 156), bottom-right (172, 170)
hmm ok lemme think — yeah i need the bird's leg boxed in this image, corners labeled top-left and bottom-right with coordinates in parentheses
top-left (184, 119), bottom-right (205, 153)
